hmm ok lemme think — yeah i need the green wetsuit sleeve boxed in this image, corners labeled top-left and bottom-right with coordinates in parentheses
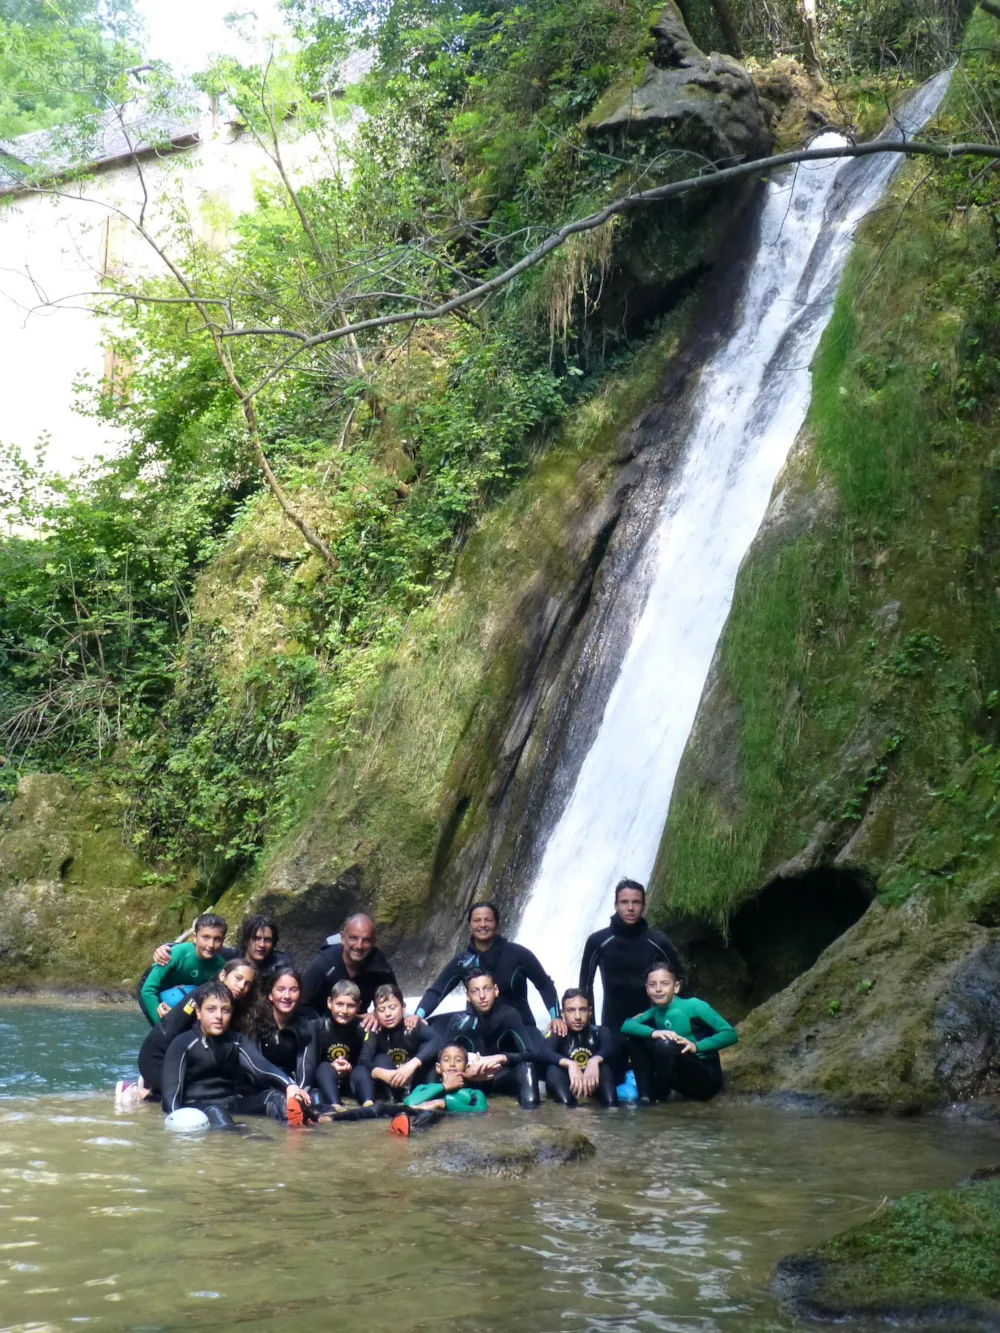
top-left (140, 957), bottom-right (178, 1023)
top-left (620, 1008), bottom-right (657, 1039)
top-left (689, 999), bottom-right (738, 1053)
top-left (403, 1083), bottom-right (444, 1108)
top-left (445, 1087), bottom-right (488, 1114)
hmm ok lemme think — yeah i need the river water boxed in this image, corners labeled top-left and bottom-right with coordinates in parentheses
top-left (1, 1002), bottom-right (998, 1333)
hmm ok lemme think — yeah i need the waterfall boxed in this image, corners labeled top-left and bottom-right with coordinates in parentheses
top-left (513, 72), bottom-right (952, 1006)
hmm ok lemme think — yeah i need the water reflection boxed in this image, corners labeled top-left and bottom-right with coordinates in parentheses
top-left (0, 1007), bottom-right (998, 1331)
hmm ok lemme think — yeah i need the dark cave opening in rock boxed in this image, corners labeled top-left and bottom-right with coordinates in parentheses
top-left (678, 868), bottom-right (875, 1022)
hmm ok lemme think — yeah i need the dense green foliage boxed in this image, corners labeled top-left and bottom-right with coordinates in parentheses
top-left (0, 0), bottom-right (694, 893)
top-left (0, 0), bottom-right (138, 138)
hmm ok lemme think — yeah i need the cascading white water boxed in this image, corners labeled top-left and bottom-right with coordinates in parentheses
top-left (514, 72), bottom-right (951, 1006)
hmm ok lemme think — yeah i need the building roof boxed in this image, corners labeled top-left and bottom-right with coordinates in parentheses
top-left (0, 98), bottom-right (203, 193)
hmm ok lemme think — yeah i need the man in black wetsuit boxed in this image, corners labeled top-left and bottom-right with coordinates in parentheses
top-left (300, 914), bottom-right (397, 1023)
top-left (161, 983), bottom-right (309, 1123)
top-left (410, 901), bottom-right (563, 1032)
top-left (579, 878), bottom-right (682, 1080)
top-left (442, 970), bottom-right (543, 1109)
top-left (357, 984), bottom-right (441, 1103)
top-left (543, 988), bottom-right (618, 1108)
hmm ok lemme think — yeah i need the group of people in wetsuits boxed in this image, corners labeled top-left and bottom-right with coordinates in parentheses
top-left (117, 877), bottom-right (738, 1130)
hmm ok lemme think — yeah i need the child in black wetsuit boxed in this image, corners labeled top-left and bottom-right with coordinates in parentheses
top-left (357, 984), bottom-right (440, 1103)
top-left (303, 980), bottom-right (369, 1109)
top-left (543, 988), bottom-right (618, 1108)
top-left (161, 982), bottom-right (310, 1124)
top-left (128, 959), bottom-right (259, 1106)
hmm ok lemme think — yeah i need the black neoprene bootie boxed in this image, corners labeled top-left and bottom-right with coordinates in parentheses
top-left (204, 1105), bottom-right (243, 1132)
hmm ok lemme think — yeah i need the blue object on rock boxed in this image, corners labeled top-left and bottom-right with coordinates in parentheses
top-left (616, 1069), bottom-right (639, 1103)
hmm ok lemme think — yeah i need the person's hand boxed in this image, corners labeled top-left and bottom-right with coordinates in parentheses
top-left (287, 1085), bottom-right (310, 1104)
top-left (389, 1058), bottom-right (420, 1089)
top-left (156, 1001), bottom-right (170, 1018)
top-left (464, 1057), bottom-right (497, 1081)
top-left (548, 1017), bottom-right (568, 1038)
top-left (360, 1011), bottom-right (380, 1033)
top-left (403, 1014), bottom-right (421, 1032)
top-left (420, 1098), bottom-right (447, 1111)
top-left (371, 1066), bottom-right (391, 1084)
top-left (476, 1054), bottom-right (507, 1074)
top-left (441, 1071), bottom-right (465, 1092)
top-left (662, 1031), bottom-right (697, 1055)
top-left (332, 1057), bottom-right (352, 1074)
top-left (152, 943), bottom-right (173, 967)
top-left (582, 1057), bottom-right (601, 1096)
top-left (566, 1062), bottom-right (586, 1098)
top-left (651, 1029), bottom-right (671, 1041)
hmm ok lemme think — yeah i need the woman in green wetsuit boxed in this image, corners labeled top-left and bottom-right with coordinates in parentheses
top-left (621, 962), bottom-right (737, 1103)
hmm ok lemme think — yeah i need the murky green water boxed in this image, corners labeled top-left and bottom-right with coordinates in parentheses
top-left (1, 1003), bottom-right (998, 1333)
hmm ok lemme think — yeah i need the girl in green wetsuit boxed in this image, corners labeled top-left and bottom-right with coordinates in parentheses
top-left (621, 963), bottom-right (738, 1103)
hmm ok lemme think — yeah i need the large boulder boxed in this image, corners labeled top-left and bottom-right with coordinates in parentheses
top-left (588, 3), bottom-right (772, 164)
top-left (723, 898), bottom-right (1000, 1112)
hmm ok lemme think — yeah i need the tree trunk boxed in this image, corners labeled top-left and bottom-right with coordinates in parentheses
top-left (710, 0), bottom-right (743, 57)
top-left (800, 0), bottom-right (822, 74)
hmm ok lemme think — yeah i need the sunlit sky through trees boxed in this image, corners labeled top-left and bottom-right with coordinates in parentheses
top-left (135, 0), bottom-right (292, 73)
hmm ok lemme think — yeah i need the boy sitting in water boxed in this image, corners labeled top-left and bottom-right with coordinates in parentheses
top-left (303, 980), bottom-right (369, 1109)
top-left (621, 963), bottom-right (737, 1104)
top-left (402, 1043), bottom-right (488, 1114)
top-left (544, 988), bottom-right (618, 1108)
top-left (357, 984), bottom-right (440, 1103)
top-left (161, 982), bottom-right (310, 1124)
top-left (139, 914), bottom-right (228, 1023)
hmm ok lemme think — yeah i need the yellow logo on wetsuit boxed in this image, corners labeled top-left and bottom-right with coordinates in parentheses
top-left (389, 1047), bottom-right (408, 1066)
top-left (326, 1044), bottom-right (349, 1062)
top-left (571, 1047), bottom-right (590, 1068)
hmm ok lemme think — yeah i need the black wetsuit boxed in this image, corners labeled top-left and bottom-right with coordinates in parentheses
top-left (219, 945), bottom-right (294, 979)
top-left (443, 1001), bottom-right (542, 1109)
top-left (416, 934), bottom-right (559, 1029)
top-left (301, 937), bottom-right (398, 1014)
top-left (543, 1023), bottom-right (618, 1107)
top-left (579, 915), bottom-right (682, 1078)
top-left (302, 1016), bottom-right (368, 1105)
top-left (137, 993), bottom-right (201, 1095)
top-left (357, 1019), bottom-right (441, 1103)
top-left (255, 1010), bottom-right (315, 1084)
top-left (161, 1027), bottom-right (294, 1120)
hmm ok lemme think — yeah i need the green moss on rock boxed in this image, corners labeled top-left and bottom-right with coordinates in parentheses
top-left (777, 1175), bottom-right (1000, 1324)
top-left (0, 773), bottom-right (195, 989)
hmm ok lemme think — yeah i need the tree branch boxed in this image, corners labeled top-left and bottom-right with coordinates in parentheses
top-left (235, 135), bottom-right (1000, 399)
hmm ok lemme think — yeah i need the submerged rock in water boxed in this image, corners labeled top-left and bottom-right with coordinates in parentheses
top-left (775, 1174), bottom-right (1000, 1330)
top-left (415, 1124), bottom-right (595, 1178)
top-left (588, 3), bottom-right (772, 164)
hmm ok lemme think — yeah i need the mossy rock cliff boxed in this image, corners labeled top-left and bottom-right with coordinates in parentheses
top-left (653, 36), bottom-right (1000, 1108)
top-left (0, 773), bottom-right (192, 991)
